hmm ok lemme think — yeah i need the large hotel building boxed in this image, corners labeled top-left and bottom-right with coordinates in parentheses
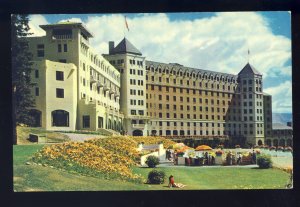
top-left (26, 22), bottom-right (273, 146)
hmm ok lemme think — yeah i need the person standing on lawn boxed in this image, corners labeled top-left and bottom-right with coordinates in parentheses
top-left (237, 152), bottom-right (242, 165)
top-left (252, 150), bottom-right (257, 164)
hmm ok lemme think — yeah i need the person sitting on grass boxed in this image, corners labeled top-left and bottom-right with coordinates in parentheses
top-left (168, 175), bottom-right (186, 188)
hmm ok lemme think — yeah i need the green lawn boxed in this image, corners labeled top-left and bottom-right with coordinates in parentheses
top-left (14, 144), bottom-right (290, 191)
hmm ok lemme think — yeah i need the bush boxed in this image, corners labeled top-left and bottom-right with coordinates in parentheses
top-left (147, 170), bottom-right (165, 184)
top-left (257, 154), bottom-right (273, 169)
top-left (145, 155), bottom-right (160, 168)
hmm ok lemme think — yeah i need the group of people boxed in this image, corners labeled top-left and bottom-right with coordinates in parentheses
top-left (165, 149), bottom-right (177, 163)
top-left (202, 152), bottom-right (215, 165)
top-left (251, 149), bottom-right (257, 164)
top-left (226, 150), bottom-right (256, 165)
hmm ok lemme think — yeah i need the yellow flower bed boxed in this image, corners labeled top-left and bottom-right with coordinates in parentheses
top-left (129, 136), bottom-right (176, 149)
top-left (86, 136), bottom-right (140, 161)
top-left (32, 142), bottom-right (142, 182)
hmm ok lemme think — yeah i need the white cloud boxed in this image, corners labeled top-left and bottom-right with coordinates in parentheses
top-left (28, 15), bottom-right (49, 36)
top-left (81, 13), bottom-right (291, 78)
top-left (28, 12), bottom-right (292, 113)
top-left (264, 81), bottom-right (292, 113)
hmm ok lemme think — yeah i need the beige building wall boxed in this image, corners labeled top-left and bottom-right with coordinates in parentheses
top-left (27, 22), bottom-right (123, 132)
top-left (30, 60), bottom-right (77, 131)
top-left (104, 40), bottom-right (148, 136)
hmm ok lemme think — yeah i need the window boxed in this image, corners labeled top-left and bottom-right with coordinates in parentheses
top-left (58, 44), bottom-right (62, 52)
top-left (35, 87), bottom-right (39, 96)
top-left (56, 88), bottom-right (64, 98)
top-left (35, 70), bottom-right (39, 78)
top-left (52, 110), bottom-right (69, 127)
top-left (56, 71), bottom-right (64, 81)
top-left (159, 104), bottom-right (162, 109)
top-left (59, 59), bottom-right (67, 63)
top-left (83, 115), bottom-right (90, 128)
top-left (37, 44), bottom-right (44, 57)
top-left (131, 110), bottom-right (136, 115)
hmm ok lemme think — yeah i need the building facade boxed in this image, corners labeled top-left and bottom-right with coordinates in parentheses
top-left (25, 21), bottom-right (274, 145)
top-left (103, 38), bottom-right (149, 136)
top-left (144, 61), bottom-right (268, 145)
top-left (27, 22), bottom-right (123, 132)
top-left (267, 123), bottom-right (293, 147)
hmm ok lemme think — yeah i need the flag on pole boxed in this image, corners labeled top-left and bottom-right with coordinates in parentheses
top-left (125, 16), bottom-right (129, 31)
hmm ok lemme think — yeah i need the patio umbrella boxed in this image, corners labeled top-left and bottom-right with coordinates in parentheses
top-left (176, 145), bottom-right (192, 153)
top-left (195, 145), bottom-right (212, 151)
top-left (173, 143), bottom-right (185, 149)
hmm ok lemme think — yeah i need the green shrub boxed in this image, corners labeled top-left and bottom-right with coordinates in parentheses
top-left (145, 155), bottom-right (160, 168)
top-left (147, 170), bottom-right (165, 184)
top-left (257, 154), bottom-right (273, 169)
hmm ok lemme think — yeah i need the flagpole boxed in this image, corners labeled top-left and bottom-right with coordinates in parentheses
top-left (124, 15), bottom-right (129, 38)
top-left (248, 48), bottom-right (250, 64)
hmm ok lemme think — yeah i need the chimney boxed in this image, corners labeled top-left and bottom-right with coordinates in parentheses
top-left (109, 41), bottom-right (114, 54)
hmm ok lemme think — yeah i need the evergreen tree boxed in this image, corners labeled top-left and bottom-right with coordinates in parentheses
top-left (11, 14), bottom-right (35, 144)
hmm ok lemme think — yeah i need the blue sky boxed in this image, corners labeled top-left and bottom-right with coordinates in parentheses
top-left (28, 12), bottom-right (292, 113)
top-left (40, 12), bottom-right (291, 38)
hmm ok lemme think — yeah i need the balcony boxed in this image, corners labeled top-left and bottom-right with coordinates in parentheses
top-left (103, 85), bottom-right (110, 91)
top-left (80, 36), bottom-right (89, 46)
top-left (109, 89), bottom-right (115, 95)
top-left (97, 80), bottom-right (104, 88)
top-left (52, 35), bottom-right (72, 40)
top-left (132, 124), bottom-right (145, 129)
top-left (90, 75), bottom-right (97, 83)
top-left (128, 115), bottom-right (150, 120)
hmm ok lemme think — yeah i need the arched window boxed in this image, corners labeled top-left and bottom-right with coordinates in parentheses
top-left (273, 139), bottom-right (278, 147)
top-left (257, 140), bottom-right (263, 146)
top-left (279, 139), bottom-right (285, 147)
top-left (287, 139), bottom-right (293, 147)
top-left (173, 130), bottom-right (178, 136)
top-left (52, 110), bottom-right (69, 127)
top-left (133, 129), bottom-right (143, 136)
top-left (266, 139), bottom-right (272, 146)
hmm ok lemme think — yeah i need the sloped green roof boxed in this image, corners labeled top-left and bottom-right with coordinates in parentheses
top-left (238, 63), bottom-right (262, 76)
top-left (111, 38), bottom-right (142, 55)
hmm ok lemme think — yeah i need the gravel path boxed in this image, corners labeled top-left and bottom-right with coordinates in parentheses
top-left (62, 133), bottom-right (105, 142)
